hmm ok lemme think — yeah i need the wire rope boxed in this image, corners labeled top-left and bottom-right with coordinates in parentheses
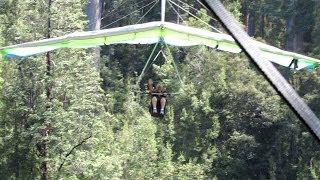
top-left (88, 0), bottom-right (149, 29)
top-left (162, 44), bottom-right (184, 87)
top-left (136, 41), bottom-right (160, 87)
top-left (168, 0), bottom-right (222, 33)
top-left (103, 0), bottom-right (128, 18)
top-left (175, 0), bottom-right (218, 22)
top-left (102, 0), bottom-right (152, 21)
top-left (143, 50), bottom-right (162, 78)
top-left (102, 0), bottom-right (157, 29)
top-left (136, 0), bottom-right (159, 24)
top-left (196, 0), bottom-right (212, 12)
top-left (167, 0), bottom-right (186, 23)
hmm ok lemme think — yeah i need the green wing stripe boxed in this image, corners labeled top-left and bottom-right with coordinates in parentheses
top-left (0, 21), bottom-right (319, 70)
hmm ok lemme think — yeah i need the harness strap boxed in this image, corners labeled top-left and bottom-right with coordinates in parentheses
top-left (162, 43), bottom-right (185, 90)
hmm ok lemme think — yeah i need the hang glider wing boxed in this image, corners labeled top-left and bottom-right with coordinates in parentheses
top-left (0, 21), bottom-right (319, 70)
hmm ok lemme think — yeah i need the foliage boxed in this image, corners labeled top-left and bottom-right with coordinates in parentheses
top-left (0, 0), bottom-right (319, 179)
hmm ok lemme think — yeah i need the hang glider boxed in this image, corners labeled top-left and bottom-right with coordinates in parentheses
top-left (0, 21), bottom-right (319, 70)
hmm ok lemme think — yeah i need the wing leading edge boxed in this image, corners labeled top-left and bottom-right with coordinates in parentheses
top-left (0, 21), bottom-right (319, 70)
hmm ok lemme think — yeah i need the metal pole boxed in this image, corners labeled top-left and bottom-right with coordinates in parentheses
top-left (203, 0), bottom-right (320, 140)
top-left (161, 0), bottom-right (166, 22)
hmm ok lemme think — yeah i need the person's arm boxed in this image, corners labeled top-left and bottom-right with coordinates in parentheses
top-left (162, 87), bottom-right (168, 96)
top-left (147, 79), bottom-right (154, 93)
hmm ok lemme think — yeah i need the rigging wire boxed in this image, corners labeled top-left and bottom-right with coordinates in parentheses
top-left (101, 0), bottom-right (157, 29)
top-left (167, 0), bottom-right (186, 23)
top-left (142, 50), bottom-right (162, 78)
top-left (87, 0), bottom-right (149, 29)
top-left (103, 0), bottom-right (128, 18)
top-left (136, 41), bottom-right (160, 87)
top-left (195, 0), bottom-right (212, 12)
top-left (137, 48), bottom-right (185, 95)
top-left (136, 0), bottom-right (159, 24)
top-left (168, 0), bottom-right (223, 33)
top-left (143, 50), bottom-right (162, 79)
top-left (102, 0), bottom-right (152, 21)
top-left (174, 0), bottom-right (218, 22)
top-left (162, 43), bottom-right (185, 88)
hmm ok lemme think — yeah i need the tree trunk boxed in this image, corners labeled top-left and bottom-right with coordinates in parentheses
top-left (259, 14), bottom-right (265, 38)
top-left (103, 0), bottom-right (112, 25)
top-left (285, 11), bottom-right (295, 51)
top-left (87, 0), bottom-right (104, 70)
top-left (87, 0), bottom-right (103, 30)
top-left (243, 1), bottom-right (255, 36)
top-left (101, 0), bottom-right (113, 69)
top-left (246, 11), bottom-right (255, 36)
top-left (284, 0), bottom-right (303, 52)
top-left (40, 0), bottom-right (52, 179)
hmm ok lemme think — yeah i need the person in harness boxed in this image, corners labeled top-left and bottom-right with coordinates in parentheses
top-left (148, 79), bottom-right (167, 115)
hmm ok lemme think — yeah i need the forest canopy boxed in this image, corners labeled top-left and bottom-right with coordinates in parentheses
top-left (0, 0), bottom-right (319, 179)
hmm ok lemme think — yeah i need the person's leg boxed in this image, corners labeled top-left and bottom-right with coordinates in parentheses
top-left (160, 97), bottom-right (166, 114)
top-left (152, 96), bottom-right (158, 113)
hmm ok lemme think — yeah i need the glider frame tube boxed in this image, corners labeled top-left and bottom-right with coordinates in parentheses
top-left (203, 0), bottom-right (320, 140)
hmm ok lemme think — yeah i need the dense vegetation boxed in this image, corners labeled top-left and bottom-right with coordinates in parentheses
top-left (0, 0), bottom-right (319, 179)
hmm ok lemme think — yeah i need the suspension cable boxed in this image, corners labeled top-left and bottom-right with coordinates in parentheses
top-left (102, 0), bottom-right (157, 29)
top-left (103, 0), bottom-right (129, 19)
top-left (136, 0), bottom-right (159, 24)
top-left (102, 0), bottom-right (152, 21)
top-left (136, 41), bottom-right (160, 87)
top-left (87, 0), bottom-right (150, 28)
top-left (162, 43), bottom-right (185, 87)
top-left (175, 0), bottom-right (218, 22)
top-left (168, 0), bottom-right (222, 33)
top-left (143, 50), bottom-right (162, 78)
top-left (167, 0), bottom-right (186, 23)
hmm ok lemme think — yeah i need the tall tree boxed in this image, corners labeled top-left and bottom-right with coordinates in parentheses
top-left (87, 0), bottom-right (104, 70)
top-left (0, 0), bottom-right (320, 178)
